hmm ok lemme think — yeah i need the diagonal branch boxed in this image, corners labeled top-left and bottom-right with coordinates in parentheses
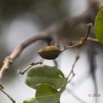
top-left (19, 58), bottom-right (44, 75)
top-left (0, 85), bottom-right (15, 103)
top-left (0, 34), bottom-right (49, 80)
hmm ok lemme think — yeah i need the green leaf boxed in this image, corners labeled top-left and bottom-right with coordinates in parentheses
top-left (95, 6), bottom-right (103, 43)
top-left (23, 84), bottom-right (60, 103)
top-left (36, 84), bottom-right (60, 103)
top-left (24, 98), bottom-right (39, 103)
top-left (25, 65), bottom-right (66, 89)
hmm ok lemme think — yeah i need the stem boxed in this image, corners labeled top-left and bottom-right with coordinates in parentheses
top-left (0, 34), bottom-right (49, 80)
top-left (60, 48), bottom-right (80, 93)
top-left (84, 23), bottom-right (93, 41)
top-left (87, 37), bottom-right (99, 42)
top-left (67, 48), bottom-right (80, 80)
top-left (67, 73), bottom-right (75, 84)
top-left (61, 43), bottom-right (82, 53)
top-left (19, 58), bottom-right (44, 75)
top-left (0, 85), bottom-right (15, 103)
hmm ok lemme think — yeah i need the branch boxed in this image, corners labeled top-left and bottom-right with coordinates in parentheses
top-left (19, 58), bottom-right (44, 75)
top-left (87, 37), bottom-right (99, 42)
top-left (60, 48), bottom-right (80, 93)
top-left (20, 34), bottom-right (60, 74)
top-left (0, 34), bottom-right (50, 80)
top-left (0, 22), bottom-right (92, 80)
top-left (0, 85), bottom-right (15, 103)
top-left (0, 0), bottom-right (101, 80)
top-left (61, 22), bottom-right (92, 52)
top-left (67, 49), bottom-right (80, 80)
top-left (84, 23), bottom-right (93, 41)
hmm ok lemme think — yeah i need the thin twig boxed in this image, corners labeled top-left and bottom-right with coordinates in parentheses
top-left (60, 37), bottom-right (100, 44)
top-left (67, 73), bottom-right (75, 84)
top-left (84, 23), bottom-right (93, 41)
top-left (0, 84), bottom-right (4, 89)
top-left (67, 48), bottom-right (80, 80)
top-left (0, 85), bottom-right (15, 103)
top-left (62, 22), bottom-right (93, 54)
top-left (61, 43), bottom-right (82, 52)
top-left (19, 58), bottom-right (44, 75)
top-left (62, 23), bottom-right (92, 52)
top-left (0, 34), bottom-right (49, 80)
top-left (60, 48), bottom-right (80, 93)
top-left (87, 37), bottom-right (99, 42)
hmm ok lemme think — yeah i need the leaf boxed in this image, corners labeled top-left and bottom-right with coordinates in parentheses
top-left (36, 84), bottom-right (60, 103)
top-left (24, 98), bottom-right (39, 103)
top-left (25, 65), bottom-right (66, 89)
top-left (23, 84), bottom-right (60, 103)
top-left (95, 6), bottom-right (103, 43)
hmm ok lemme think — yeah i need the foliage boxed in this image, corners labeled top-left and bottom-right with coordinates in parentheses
top-left (95, 6), bottom-right (103, 43)
top-left (24, 66), bottom-right (66, 103)
top-left (24, 6), bottom-right (103, 102)
top-left (24, 84), bottom-right (60, 103)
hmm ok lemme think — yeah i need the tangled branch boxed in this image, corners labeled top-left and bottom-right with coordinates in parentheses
top-left (0, 0), bottom-right (101, 80)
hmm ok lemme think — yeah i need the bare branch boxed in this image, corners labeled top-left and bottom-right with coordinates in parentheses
top-left (67, 48), bottom-right (80, 80)
top-left (0, 84), bottom-right (4, 89)
top-left (84, 23), bottom-right (93, 41)
top-left (60, 36), bottom-right (100, 44)
top-left (0, 85), bottom-right (15, 103)
top-left (61, 42), bottom-right (82, 52)
top-left (0, 34), bottom-right (49, 80)
top-left (60, 48), bottom-right (80, 93)
top-left (19, 58), bottom-right (44, 75)
top-left (61, 22), bottom-right (93, 53)
top-left (67, 73), bottom-right (75, 84)
top-left (87, 37), bottom-right (99, 42)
